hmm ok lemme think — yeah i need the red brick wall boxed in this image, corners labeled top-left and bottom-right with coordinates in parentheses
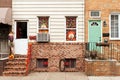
top-left (30, 42), bottom-right (85, 72)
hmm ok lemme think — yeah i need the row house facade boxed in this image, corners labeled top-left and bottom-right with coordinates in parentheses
top-left (0, 0), bottom-right (120, 76)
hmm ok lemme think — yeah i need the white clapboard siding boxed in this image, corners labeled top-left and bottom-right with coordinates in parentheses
top-left (13, 1), bottom-right (84, 42)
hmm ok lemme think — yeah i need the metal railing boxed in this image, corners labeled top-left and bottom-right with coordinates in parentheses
top-left (84, 42), bottom-right (120, 61)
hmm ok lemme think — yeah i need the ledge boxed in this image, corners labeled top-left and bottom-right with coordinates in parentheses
top-left (85, 58), bottom-right (117, 62)
top-left (0, 57), bottom-right (8, 60)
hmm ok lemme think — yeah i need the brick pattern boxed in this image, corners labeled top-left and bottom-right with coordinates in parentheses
top-left (30, 42), bottom-right (85, 72)
top-left (3, 55), bottom-right (28, 76)
top-left (85, 60), bottom-right (117, 76)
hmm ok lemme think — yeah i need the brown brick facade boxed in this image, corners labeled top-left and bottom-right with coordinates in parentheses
top-left (85, 0), bottom-right (120, 44)
top-left (30, 42), bottom-right (85, 72)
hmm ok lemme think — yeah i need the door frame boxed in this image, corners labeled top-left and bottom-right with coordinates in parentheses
top-left (88, 20), bottom-right (102, 43)
top-left (14, 20), bottom-right (29, 39)
top-left (14, 20), bottom-right (29, 55)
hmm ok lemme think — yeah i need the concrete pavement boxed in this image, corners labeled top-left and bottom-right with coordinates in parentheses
top-left (0, 72), bottom-right (120, 80)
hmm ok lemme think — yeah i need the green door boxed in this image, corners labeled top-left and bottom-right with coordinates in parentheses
top-left (88, 20), bottom-right (101, 52)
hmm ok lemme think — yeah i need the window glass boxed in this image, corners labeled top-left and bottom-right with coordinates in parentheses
top-left (66, 17), bottom-right (76, 41)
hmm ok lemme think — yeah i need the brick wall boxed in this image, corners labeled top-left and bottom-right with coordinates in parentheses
top-left (85, 0), bottom-right (120, 44)
top-left (30, 42), bottom-right (85, 72)
top-left (85, 59), bottom-right (116, 76)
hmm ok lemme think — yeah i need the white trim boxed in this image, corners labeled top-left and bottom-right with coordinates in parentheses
top-left (14, 20), bottom-right (29, 39)
top-left (65, 16), bottom-right (78, 42)
top-left (13, 2), bottom-right (84, 5)
top-left (76, 17), bottom-right (78, 41)
top-left (110, 14), bottom-right (120, 40)
top-left (37, 16), bottom-right (50, 34)
top-left (36, 16), bottom-right (39, 33)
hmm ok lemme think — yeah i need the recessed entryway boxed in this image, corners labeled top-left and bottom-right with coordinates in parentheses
top-left (0, 23), bottom-right (11, 58)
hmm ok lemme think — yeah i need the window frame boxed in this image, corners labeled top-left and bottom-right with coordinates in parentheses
top-left (64, 58), bottom-right (76, 68)
top-left (15, 20), bottom-right (28, 39)
top-left (110, 14), bottom-right (120, 40)
top-left (37, 16), bottom-right (50, 34)
top-left (65, 16), bottom-right (78, 42)
top-left (90, 11), bottom-right (101, 18)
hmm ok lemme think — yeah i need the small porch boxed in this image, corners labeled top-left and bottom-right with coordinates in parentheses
top-left (84, 42), bottom-right (120, 76)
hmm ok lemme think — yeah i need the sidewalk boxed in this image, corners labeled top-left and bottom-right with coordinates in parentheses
top-left (88, 76), bottom-right (120, 80)
top-left (0, 72), bottom-right (88, 80)
top-left (0, 72), bottom-right (120, 80)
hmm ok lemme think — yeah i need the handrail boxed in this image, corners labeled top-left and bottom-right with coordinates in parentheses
top-left (84, 42), bottom-right (120, 61)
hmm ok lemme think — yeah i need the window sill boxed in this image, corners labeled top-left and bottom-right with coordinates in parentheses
top-left (110, 38), bottom-right (120, 40)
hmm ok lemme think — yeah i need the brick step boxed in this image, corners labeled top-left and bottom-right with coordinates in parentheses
top-left (15, 54), bottom-right (27, 58)
top-left (3, 71), bottom-right (26, 76)
top-left (6, 62), bottom-right (26, 65)
top-left (5, 68), bottom-right (26, 71)
top-left (7, 60), bottom-right (26, 63)
top-left (5, 65), bottom-right (26, 69)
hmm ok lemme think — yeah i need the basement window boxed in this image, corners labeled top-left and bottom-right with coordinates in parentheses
top-left (36, 58), bottom-right (48, 68)
top-left (64, 58), bottom-right (76, 68)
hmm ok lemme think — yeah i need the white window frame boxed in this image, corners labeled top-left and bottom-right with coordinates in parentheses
top-left (110, 14), bottom-right (120, 40)
top-left (90, 11), bottom-right (101, 18)
top-left (65, 16), bottom-right (78, 42)
top-left (37, 16), bottom-right (50, 34)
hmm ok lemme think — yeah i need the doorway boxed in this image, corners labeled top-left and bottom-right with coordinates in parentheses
top-left (15, 21), bottom-right (28, 55)
top-left (0, 23), bottom-right (11, 57)
top-left (88, 20), bottom-right (102, 52)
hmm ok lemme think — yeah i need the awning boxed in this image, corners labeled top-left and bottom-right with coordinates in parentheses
top-left (0, 8), bottom-right (12, 25)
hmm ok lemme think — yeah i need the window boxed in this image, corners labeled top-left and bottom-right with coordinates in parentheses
top-left (64, 59), bottom-right (76, 68)
top-left (66, 17), bottom-right (76, 41)
top-left (36, 58), bottom-right (48, 68)
top-left (16, 22), bottom-right (27, 39)
top-left (38, 17), bottom-right (49, 33)
top-left (110, 14), bottom-right (120, 40)
top-left (90, 11), bottom-right (100, 18)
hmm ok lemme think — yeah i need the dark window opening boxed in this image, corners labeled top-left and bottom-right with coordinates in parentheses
top-left (36, 58), bottom-right (48, 68)
top-left (64, 58), bottom-right (76, 68)
top-left (16, 22), bottom-right (27, 39)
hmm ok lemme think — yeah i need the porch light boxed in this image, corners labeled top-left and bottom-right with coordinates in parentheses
top-left (103, 21), bottom-right (107, 27)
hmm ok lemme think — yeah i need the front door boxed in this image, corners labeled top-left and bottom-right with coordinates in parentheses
top-left (15, 21), bottom-right (28, 55)
top-left (88, 20), bottom-right (101, 52)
